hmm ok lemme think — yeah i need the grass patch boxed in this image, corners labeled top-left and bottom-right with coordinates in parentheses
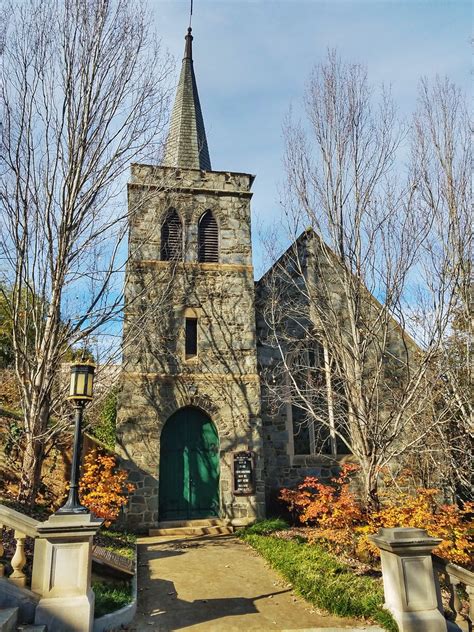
top-left (242, 533), bottom-right (397, 632)
top-left (95, 529), bottom-right (136, 560)
top-left (239, 518), bottom-right (288, 536)
top-left (93, 579), bottom-right (132, 618)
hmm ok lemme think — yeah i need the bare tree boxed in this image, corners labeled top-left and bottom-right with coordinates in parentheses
top-left (0, 0), bottom-right (173, 504)
top-left (258, 52), bottom-right (469, 508)
top-left (409, 77), bottom-right (472, 499)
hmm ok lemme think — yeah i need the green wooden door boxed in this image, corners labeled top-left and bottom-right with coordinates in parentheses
top-left (159, 407), bottom-right (220, 521)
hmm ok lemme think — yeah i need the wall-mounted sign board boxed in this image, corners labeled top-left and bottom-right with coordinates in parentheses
top-left (233, 451), bottom-right (255, 496)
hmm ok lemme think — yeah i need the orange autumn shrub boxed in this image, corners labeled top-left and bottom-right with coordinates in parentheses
top-left (280, 464), bottom-right (364, 554)
top-left (280, 464), bottom-right (362, 528)
top-left (279, 467), bottom-right (473, 566)
top-left (358, 489), bottom-right (473, 566)
top-left (79, 451), bottom-right (135, 527)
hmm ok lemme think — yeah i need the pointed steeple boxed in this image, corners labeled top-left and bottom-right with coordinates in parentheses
top-left (163, 28), bottom-right (212, 171)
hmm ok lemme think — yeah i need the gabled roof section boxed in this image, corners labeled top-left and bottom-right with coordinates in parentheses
top-left (163, 28), bottom-right (212, 171)
top-left (256, 227), bottom-right (419, 350)
top-left (256, 228), bottom-right (313, 286)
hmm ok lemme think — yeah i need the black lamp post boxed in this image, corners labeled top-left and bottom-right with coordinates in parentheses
top-left (56, 362), bottom-right (95, 515)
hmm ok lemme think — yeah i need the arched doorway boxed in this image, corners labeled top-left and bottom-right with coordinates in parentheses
top-left (159, 407), bottom-right (220, 521)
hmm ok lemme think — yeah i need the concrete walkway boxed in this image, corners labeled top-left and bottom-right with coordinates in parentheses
top-left (126, 533), bottom-right (384, 632)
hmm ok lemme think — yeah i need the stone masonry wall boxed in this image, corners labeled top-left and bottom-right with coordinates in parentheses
top-left (255, 235), bottom-right (342, 512)
top-left (116, 165), bottom-right (265, 532)
top-left (255, 231), bottom-right (416, 514)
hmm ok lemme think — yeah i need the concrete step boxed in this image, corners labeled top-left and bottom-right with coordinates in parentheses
top-left (156, 518), bottom-right (230, 529)
top-left (0, 608), bottom-right (18, 632)
top-left (149, 523), bottom-right (234, 537)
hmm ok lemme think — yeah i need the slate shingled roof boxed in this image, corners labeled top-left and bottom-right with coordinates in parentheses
top-left (163, 28), bottom-right (212, 171)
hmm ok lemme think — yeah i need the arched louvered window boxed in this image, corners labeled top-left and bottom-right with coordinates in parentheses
top-left (198, 210), bottom-right (218, 263)
top-left (161, 209), bottom-right (183, 261)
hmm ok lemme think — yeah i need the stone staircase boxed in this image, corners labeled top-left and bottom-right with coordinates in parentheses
top-left (149, 518), bottom-right (235, 537)
top-left (0, 607), bottom-right (45, 632)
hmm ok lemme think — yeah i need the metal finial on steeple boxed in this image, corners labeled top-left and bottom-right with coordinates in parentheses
top-left (184, 27), bottom-right (193, 61)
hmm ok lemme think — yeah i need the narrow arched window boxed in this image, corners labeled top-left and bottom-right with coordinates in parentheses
top-left (161, 209), bottom-right (182, 261)
top-left (198, 210), bottom-right (218, 263)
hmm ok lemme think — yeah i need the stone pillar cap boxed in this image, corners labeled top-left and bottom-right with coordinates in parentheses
top-left (369, 527), bottom-right (442, 551)
top-left (37, 512), bottom-right (103, 535)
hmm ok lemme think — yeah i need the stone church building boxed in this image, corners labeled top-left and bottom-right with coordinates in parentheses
top-left (116, 28), bottom-right (405, 532)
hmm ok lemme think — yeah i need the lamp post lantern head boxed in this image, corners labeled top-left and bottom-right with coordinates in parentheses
top-left (69, 362), bottom-right (95, 403)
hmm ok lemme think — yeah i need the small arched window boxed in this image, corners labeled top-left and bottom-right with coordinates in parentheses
top-left (161, 209), bottom-right (182, 261)
top-left (198, 210), bottom-right (218, 263)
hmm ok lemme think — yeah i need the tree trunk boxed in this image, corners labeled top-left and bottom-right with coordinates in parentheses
top-left (17, 401), bottom-right (49, 507)
top-left (361, 459), bottom-right (380, 512)
top-left (18, 436), bottom-right (45, 507)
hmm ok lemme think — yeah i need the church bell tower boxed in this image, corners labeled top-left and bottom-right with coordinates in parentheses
top-left (117, 27), bottom-right (264, 531)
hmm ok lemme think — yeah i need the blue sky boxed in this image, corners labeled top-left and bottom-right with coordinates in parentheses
top-left (151, 1), bottom-right (471, 276)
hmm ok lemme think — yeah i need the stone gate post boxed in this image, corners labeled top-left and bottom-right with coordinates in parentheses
top-left (32, 513), bottom-right (103, 632)
top-left (369, 527), bottom-right (447, 632)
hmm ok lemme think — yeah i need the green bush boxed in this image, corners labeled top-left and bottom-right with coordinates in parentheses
top-left (91, 388), bottom-right (117, 449)
top-left (238, 518), bottom-right (288, 536)
top-left (93, 579), bottom-right (132, 618)
top-left (242, 533), bottom-right (397, 631)
top-left (96, 528), bottom-right (136, 560)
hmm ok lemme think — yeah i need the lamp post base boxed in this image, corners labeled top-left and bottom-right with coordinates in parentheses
top-left (56, 486), bottom-right (88, 515)
top-left (55, 403), bottom-right (90, 516)
top-left (55, 504), bottom-right (89, 515)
